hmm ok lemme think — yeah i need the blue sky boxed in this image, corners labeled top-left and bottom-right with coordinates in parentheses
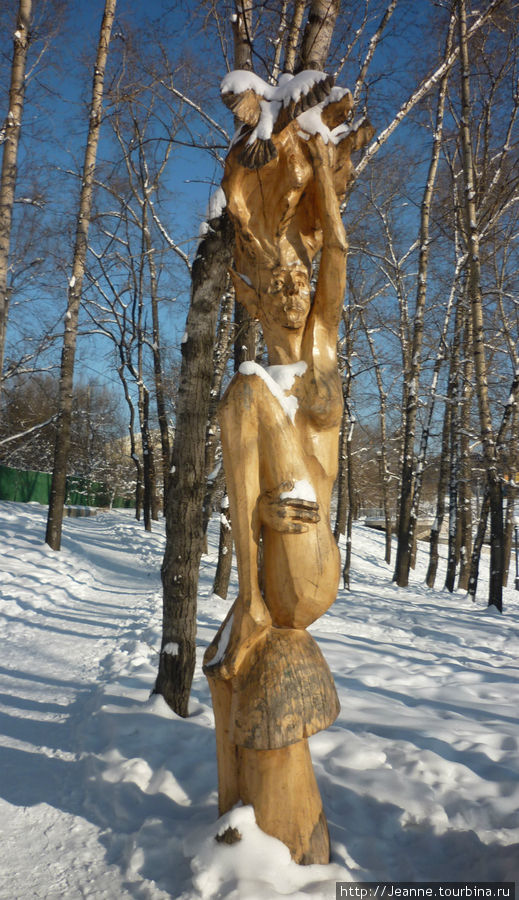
top-left (2, 0), bottom-right (480, 423)
top-left (5, 0), bottom-right (232, 389)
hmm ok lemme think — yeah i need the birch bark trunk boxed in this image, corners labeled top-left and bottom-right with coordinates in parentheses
top-left (426, 387), bottom-right (451, 588)
top-left (358, 303), bottom-right (392, 563)
top-left (458, 0), bottom-right (503, 610)
top-left (457, 306), bottom-right (474, 590)
top-left (45, 0), bottom-right (117, 550)
top-left (393, 11), bottom-right (453, 586)
top-left (445, 297), bottom-right (463, 593)
top-left (0, 0), bottom-right (32, 403)
top-left (296, 0), bottom-right (340, 72)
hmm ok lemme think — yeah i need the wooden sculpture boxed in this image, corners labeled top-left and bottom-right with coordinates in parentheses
top-left (203, 70), bottom-right (373, 865)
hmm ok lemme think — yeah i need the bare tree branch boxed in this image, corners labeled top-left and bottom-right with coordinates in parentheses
top-left (355, 0), bottom-right (506, 178)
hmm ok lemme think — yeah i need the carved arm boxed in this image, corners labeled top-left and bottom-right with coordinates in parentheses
top-left (306, 136), bottom-right (347, 333)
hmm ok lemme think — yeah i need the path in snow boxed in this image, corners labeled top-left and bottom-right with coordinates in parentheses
top-left (0, 504), bottom-right (170, 898)
top-left (0, 501), bottom-right (518, 899)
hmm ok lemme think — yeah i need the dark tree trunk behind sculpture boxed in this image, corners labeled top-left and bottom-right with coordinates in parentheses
top-left (155, 213), bottom-right (234, 716)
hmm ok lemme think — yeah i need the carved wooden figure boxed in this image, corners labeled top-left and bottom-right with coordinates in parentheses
top-left (203, 70), bottom-right (373, 865)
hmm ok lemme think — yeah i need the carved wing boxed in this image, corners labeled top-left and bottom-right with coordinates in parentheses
top-left (273, 73), bottom-right (335, 133)
top-left (222, 71), bottom-right (336, 171)
top-left (221, 87), bottom-right (262, 127)
top-left (221, 82), bottom-right (277, 168)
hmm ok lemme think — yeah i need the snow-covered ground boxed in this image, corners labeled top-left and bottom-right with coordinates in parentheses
top-left (0, 500), bottom-right (518, 899)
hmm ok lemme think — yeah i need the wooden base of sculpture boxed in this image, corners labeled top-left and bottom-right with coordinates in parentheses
top-left (204, 622), bottom-right (339, 864)
top-left (240, 741), bottom-right (330, 865)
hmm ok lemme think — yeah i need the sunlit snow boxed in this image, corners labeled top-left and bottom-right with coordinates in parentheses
top-left (0, 500), bottom-right (518, 898)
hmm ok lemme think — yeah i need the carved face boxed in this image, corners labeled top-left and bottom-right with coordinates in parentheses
top-left (258, 265), bottom-right (311, 332)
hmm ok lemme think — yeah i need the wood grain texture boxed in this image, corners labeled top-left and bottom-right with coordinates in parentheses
top-left (238, 740), bottom-right (330, 865)
top-left (232, 626), bottom-right (340, 750)
top-left (204, 76), bottom-right (373, 864)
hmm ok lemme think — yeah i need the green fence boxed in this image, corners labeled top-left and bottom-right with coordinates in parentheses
top-left (0, 465), bottom-right (52, 505)
top-left (0, 464), bottom-right (134, 508)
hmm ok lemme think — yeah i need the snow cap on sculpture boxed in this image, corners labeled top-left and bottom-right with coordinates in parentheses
top-left (221, 68), bottom-right (374, 314)
top-left (221, 69), bottom-right (336, 168)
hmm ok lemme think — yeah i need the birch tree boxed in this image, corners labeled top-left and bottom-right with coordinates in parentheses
top-left (104, 36), bottom-right (197, 501)
top-left (0, 0), bottom-right (32, 404)
top-left (45, 0), bottom-right (117, 551)
top-left (457, 0), bottom-right (506, 610)
top-left (393, 9), bottom-right (454, 587)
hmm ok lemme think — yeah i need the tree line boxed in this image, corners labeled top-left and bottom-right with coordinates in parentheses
top-left (0, 0), bottom-right (517, 717)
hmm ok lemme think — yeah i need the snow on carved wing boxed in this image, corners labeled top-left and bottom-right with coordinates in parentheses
top-left (221, 69), bottom-right (335, 169)
top-left (273, 72), bottom-right (334, 133)
top-left (221, 87), bottom-right (262, 127)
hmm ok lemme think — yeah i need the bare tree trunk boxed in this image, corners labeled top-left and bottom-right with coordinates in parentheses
top-left (381, 457), bottom-right (392, 565)
top-left (503, 405), bottom-right (517, 586)
top-left (296, 0), bottom-right (340, 71)
top-left (115, 352), bottom-right (143, 520)
top-left (141, 386), bottom-right (157, 531)
top-left (352, 0), bottom-right (398, 105)
top-left (468, 367), bottom-right (519, 599)
top-left (145, 210), bottom-right (170, 502)
top-left (426, 390), bottom-right (451, 588)
top-left (458, 0), bottom-right (503, 611)
top-left (45, 0), bottom-right (116, 550)
top-left (457, 305), bottom-right (474, 590)
top-left (155, 211), bottom-right (234, 716)
top-left (467, 489), bottom-right (489, 600)
top-left (213, 494), bottom-right (233, 600)
top-left (234, 304), bottom-right (257, 368)
top-left (334, 403), bottom-right (348, 542)
top-left (445, 282), bottom-right (471, 592)
top-left (136, 223), bottom-right (157, 530)
top-left (203, 285), bottom-right (234, 534)
top-left (358, 303), bottom-right (392, 562)
top-left (342, 398), bottom-right (355, 590)
top-left (393, 13), bottom-right (453, 587)
top-left (110, 101), bottom-right (175, 505)
top-left (284, 0), bottom-right (306, 74)
top-left (0, 0), bottom-right (32, 403)
top-left (409, 260), bottom-right (459, 573)
top-left (445, 340), bottom-right (461, 593)
top-left (334, 305), bottom-right (353, 542)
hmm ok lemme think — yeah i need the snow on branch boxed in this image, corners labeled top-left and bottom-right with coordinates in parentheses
top-left (355, 0), bottom-right (505, 178)
top-left (161, 82), bottom-right (230, 143)
top-left (148, 199), bottom-right (191, 272)
top-left (353, 0), bottom-right (398, 106)
top-left (0, 415), bottom-right (57, 447)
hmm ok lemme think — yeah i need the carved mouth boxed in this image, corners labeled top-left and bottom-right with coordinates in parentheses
top-left (282, 308), bottom-right (306, 328)
top-left (283, 303), bottom-right (305, 315)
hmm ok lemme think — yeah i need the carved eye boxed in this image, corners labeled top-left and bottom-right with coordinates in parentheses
top-left (270, 279), bottom-right (283, 293)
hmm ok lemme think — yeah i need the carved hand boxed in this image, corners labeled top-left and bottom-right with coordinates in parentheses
top-left (259, 481), bottom-right (320, 534)
top-left (206, 599), bottom-right (272, 680)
